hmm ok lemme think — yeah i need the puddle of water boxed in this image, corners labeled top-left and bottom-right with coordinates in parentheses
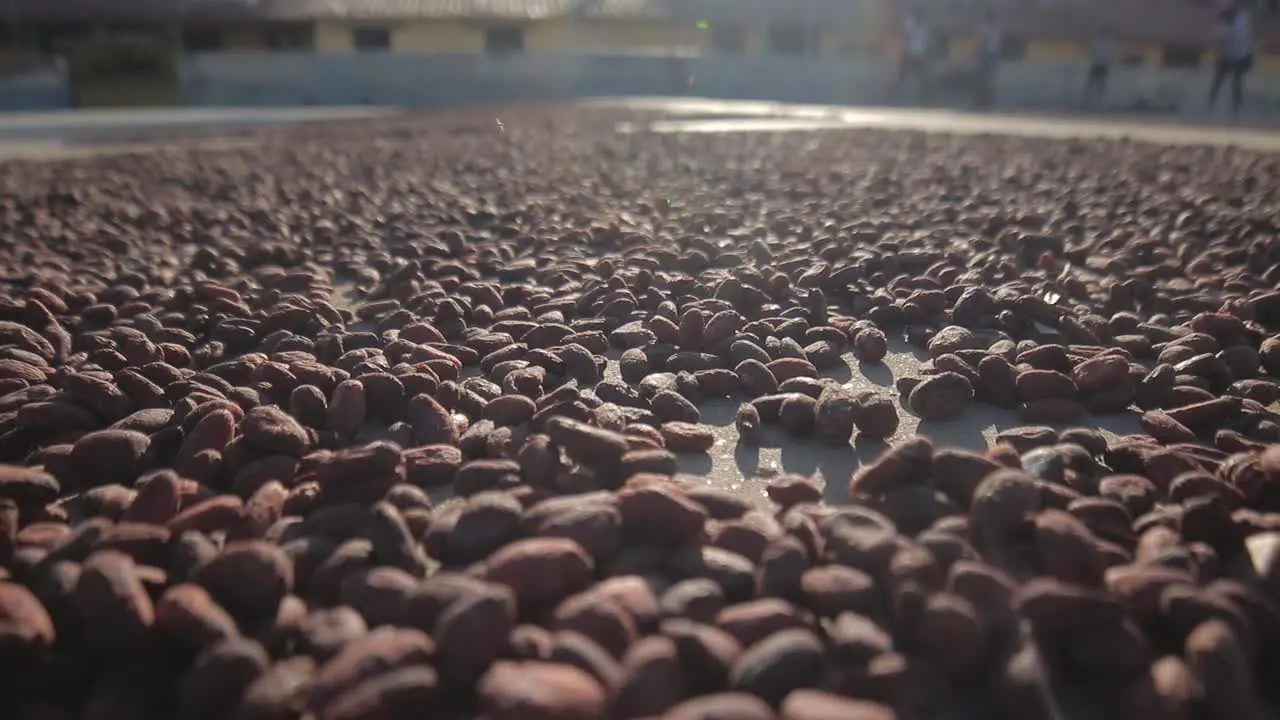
top-left (613, 102), bottom-right (1280, 152)
top-left (625, 117), bottom-right (852, 134)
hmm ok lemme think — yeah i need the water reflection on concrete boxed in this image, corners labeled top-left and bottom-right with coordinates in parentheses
top-left (602, 97), bottom-right (1280, 150)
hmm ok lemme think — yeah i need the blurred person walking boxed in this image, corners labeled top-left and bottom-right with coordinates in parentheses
top-left (973, 9), bottom-right (1002, 108)
top-left (898, 9), bottom-right (932, 103)
top-left (1208, 4), bottom-right (1254, 114)
top-left (1083, 32), bottom-right (1112, 106)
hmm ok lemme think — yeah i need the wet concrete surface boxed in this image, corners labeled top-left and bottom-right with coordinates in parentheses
top-left (606, 339), bottom-right (1144, 506)
top-left (604, 97), bottom-right (1280, 150)
top-left (601, 98), bottom-right (1269, 501)
top-left (1, 98), bottom-right (1266, 501)
top-left (0, 106), bottom-right (392, 138)
top-left (0, 106), bottom-right (394, 159)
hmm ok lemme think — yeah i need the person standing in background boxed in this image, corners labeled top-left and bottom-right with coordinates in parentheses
top-left (1208, 4), bottom-right (1254, 114)
top-left (898, 9), bottom-right (932, 102)
top-left (973, 8), bottom-right (1002, 108)
top-left (1084, 32), bottom-right (1113, 106)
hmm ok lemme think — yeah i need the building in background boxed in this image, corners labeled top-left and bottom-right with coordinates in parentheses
top-left (901, 0), bottom-right (1280, 74)
top-left (0, 0), bottom-right (894, 106)
top-left (0, 0), bottom-right (1277, 108)
top-left (0, 0), bottom-right (891, 60)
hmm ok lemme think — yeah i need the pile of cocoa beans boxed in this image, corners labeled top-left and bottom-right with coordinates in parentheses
top-left (0, 107), bottom-right (1277, 719)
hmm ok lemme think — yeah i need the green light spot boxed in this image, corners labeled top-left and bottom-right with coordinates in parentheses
top-left (696, 20), bottom-right (710, 30)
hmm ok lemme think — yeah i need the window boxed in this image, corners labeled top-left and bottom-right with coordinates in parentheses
top-left (352, 26), bottom-right (391, 51)
top-left (1000, 36), bottom-right (1026, 61)
top-left (711, 25), bottom-right (745, 55)
top-left (265, 23), bottom-right (314, 51)
top-left (485, 25), bottom-right (524, 55)
top-left (1161, 44), bottom-right (1201, 69)
top-left (768, 22), bottom-right (809, 57)
top-left (182, 26), bottom-right (224, 52)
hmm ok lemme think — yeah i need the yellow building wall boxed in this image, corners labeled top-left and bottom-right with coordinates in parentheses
top-left (742, 28), bottom-right (767, 55)
top-left (286, 14), bottom-right (905, 58)
top-left (1110, 44), bottom-right (1146, 66)
top-left (222, 26), bottom-right (267, 51)
top-left (525, 18), bottom-right (578, 51)
top-left (526, 17), bottom-right (712, 53)
top-left (818, 30), bottom-right (880, 58)
top-left (303, 16), bottom-right (903, 58)
top-left (310, 18), bottom-right (712, 54)
top-left (946, 36), bottom-right (1081, 62)
top-left (818, 31), bottom-right (837, 57)
top-left (1025, 39), bottom-right (1081, 63)
top-left (1258, 53), bottom-right (1280, 72)
top-left (180, 13), bottom-right (1280, 81)
top-left (314, 20), bottom-right (354, 53)
top-left (397, 20), bottom-right (486, 52)
top-left (692, 23), bottom-right (767, 55)
top-left (939, 35), bottom-right (1219, 67)
top-left (575, 19), bottom-right (704, 52)
top-left (950, 36), bottom-right (976, 60)
top-left (1133, 43), bottom-right (1168, 68)
top-left (314, 18), bottom-right (551, 54)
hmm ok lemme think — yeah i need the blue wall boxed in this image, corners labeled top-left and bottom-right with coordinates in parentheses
top-left (178, 53), bottom-right (876, 108)
top-left (177, 52), bottom-right (1280, 114)
top-left (0, 69), bottom-right (71, 111)
top-left (1, 51), bottom-right (1277, 116)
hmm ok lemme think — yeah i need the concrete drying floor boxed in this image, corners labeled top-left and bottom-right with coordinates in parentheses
top-left (604, 97), bottom-right (1280, 150)
top-left (0, 106), bottom-right (393, 160)
top-left (1, 99), bottom-right (1272, 502)
top-left (602, 341), bottom-right (1143, 506)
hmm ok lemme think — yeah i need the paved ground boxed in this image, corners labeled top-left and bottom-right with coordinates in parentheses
top-left (1, 99), bottom-right (1271, 503)
top-left (1, 100), bottom-right (1276, 149)
top-left (0, 106), bottom-right (391, 138)
top-left (0, 106), bottom-right (394, 159)
top-left (619, 341), bottom-right (1143, 506)
top-left (605, 97), bottom-right (1280, 150)
top-left (613, 99), bottom-right (1275, 501)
